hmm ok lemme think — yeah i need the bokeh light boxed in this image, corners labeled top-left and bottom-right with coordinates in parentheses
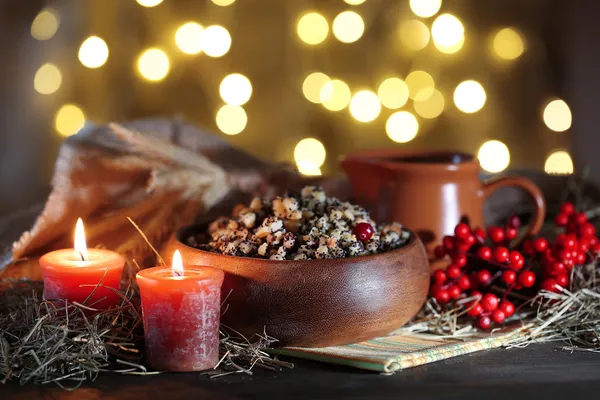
top-left (435, 36), bottom-right (464, 54)
top-left (175, 22), bottom-right (204, 55)
top-left (478, 140), bottom-right (510, 173)
top-left (34, 63), bottom-right (62, 95)
top-left (202, 25), bottom-right (231, 58)
top-left (216, 105), bottom-right (247, 135)
top-left (377, 78), bottom-right (409, 109)
top-left (543, 99), bottom-right (572, 132)
top-left (303, 72), bottom-right (331, 104)
top-left (211, 0), bottom-right (236, 6)
top-left (332, 11), bottom-right (365, 43)
top-left (406, 71), bottom-right (435, 101)
top-left (31, 9), bottom-right (59, 40)
top-left (409, 0), bottom-right (442, 18)
top-left (386, 111), bottom-right (419, 143)
top-left (492, 28), bottom-right (525, 61)
top-left (136, 0), bottom-right (163, 7)
top-left (137, 48), bottom-right (170, 82)
top-left (320, 79), bottom-right (351, 111)
top-left (431, 14), bottom-right (464, 49)
top-left (454, 80), bottom-right (486, 113)
top-left (78, 36), bottom-right (109, 69)
top-left (399, 20), bottom-right (430, 51)
top-left (294, 138), bottom-right (326, 167)
top-left (344, 0), bottom-right (366, 4)
top-left (220, 73), bottom-right (252, 106)
top-left (55, 104), bottom-right (85, 137)
top-left (414, 89), bottom-right (444, 119)
top-left (349, 90), bottom-right (381, 122)
top-left (297, 13), bottom-right (329, 45)
top-left (544, 151), bottom-right (574, 175)
top-left (297, 160), bottom-right (322, 176)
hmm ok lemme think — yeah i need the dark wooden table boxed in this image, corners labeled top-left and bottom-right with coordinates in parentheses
top-left (2, 207), bottom-right (600, 400)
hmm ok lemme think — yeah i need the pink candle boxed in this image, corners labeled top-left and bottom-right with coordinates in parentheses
top-left (136, 250), bottom-right (225, 372)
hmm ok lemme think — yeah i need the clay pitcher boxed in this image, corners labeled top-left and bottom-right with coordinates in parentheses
top-left (340, 150), bottom-right (546, 261)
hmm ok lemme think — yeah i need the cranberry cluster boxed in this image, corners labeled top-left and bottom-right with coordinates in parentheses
top-left (429, 202), bottom-right (599, 330)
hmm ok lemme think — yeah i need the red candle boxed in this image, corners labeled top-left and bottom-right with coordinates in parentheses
top-left (136, 250), bottom-right (225, 372)
top-left (39, 218), bottom-right (125, 309)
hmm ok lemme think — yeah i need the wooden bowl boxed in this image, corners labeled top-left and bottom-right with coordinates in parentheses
top-left (162, 224), bottom-right (430, 348)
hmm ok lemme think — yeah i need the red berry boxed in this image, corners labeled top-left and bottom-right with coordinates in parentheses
top-left (556, 233), bottom-right (567, 246)
top-left (434, 245), bottom-right (446, 259)
top-left (502, 270), bottom-right (517, 285)
top-left (493, 246), bottom-right (510, 263)
top-left (454, 223), bottom-right (471, 239)
top-left (498, 301), bottom-right (515, 317)
top-left (473, 228), bottom-right (486, 243)
top-left (560, 202), bottom-right (575, 215)
top-left (522, 240), bottom-right (535, 256)
top-left (540, 278), bottom-right (559, 293)
top-left (533, 238), bottom-right (548, 253)
top-left (477, 246), bottom-right (492, 260)
top-left (518, 270), bottom-right (536, 287)
top-left (487, 226), bottom-right (505, 244)
top-left (477, 269), bottom-right (492, 285)
top-left (555, 213), bottom-right (569, 227)
top-left (481, 293), bottom-right (499, 312)
top-left (491, 309), bottom-right (506, 324)
top-left (442, 236), bottom-right (454, 251)
top-left (446, 265), bottom-right (461, 279)
top-left (505, 227), bottom-right (518, 241)
top-left (478, 315), bottom-right (492, 329)
top-left (453, 253), bottom-right (468, 268)
top-left (558, 249), bottom-right (573, 261)
top-left (581, 223), bottom-right (596, 238)
top-left (448, 285), bottom-right (462, 299)
top-left (508, 251), bottom-right (524, 269)
top-left (591, 237), bottom-right (599, 246)
top-left (433, 269), bottom-right (447, 284)
top-left (579, 238), bottom-right (591, 253)
top-left (457, 275), bottom-right (471, 290)
top-left (555, 274), bottom-right (569, 288)
top-left (354, 222), bottom-right (374, 242)
top-left (575, 252), bottom-right (587, 265)
top-left (575, 212), bottom-right (588, 226)
top-left (563, 236), bottom-right (578, 250)
top-left (433, 288), bottom-right (450, 303)
top-left (508, 215), bottom-right (521, 229)
top-left (467, 302), bottom-right (484, 317)
top-left (550, 262), bottom-right (567, 276)
top-left (592, 243), bottom-right (600, 254)
top-left (464, 234), bottom-right (476, 247)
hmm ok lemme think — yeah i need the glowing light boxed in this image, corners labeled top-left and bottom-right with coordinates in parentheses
top-left (409, 0), bottom-right (442, 18)
top-left (543, 99), bottom-right (572, 132)
top-left (55, 104), bottom-right (85, 138)
top-left (454, 80), bottom-right (486, 113)
top-left (202, 25), bottom-right (231, 58)
top-left (302, 72), bottom-right (331, 104)
top-left (34, 63), bottom-right (62, 95)
top-left (431, 14), bottom-right (464, 49)
top-left (377, 78), bottom-right (409, 109)
top-left (344, 0), bottom-right (366, 4)
top-left (406, 71), bottom-right (435, 101)
top-left (297, 13), bottom-right (329, 45)
top-left (399, 20), bottom-right (430, 51)
top-left (478, 140), bottom-right (510, 173)
top-left (386, 111), bottom-right (419, 143)
top-left (220, 73), bottom-right (252, 106)
top-left (297, 160), bottom-right (322, 176)
top-left (435, 35), bottom-right (464, 54)
top-left (294, 138), bottom-right (326, 168)
top-left (74, 218), bottom-right (89, 261)
top-left (211, 0), bottom-right (236, 6)
top-left (320, 79), bottom-right (351, 111)
top-left (216, 105), bottom-right (247, 135)
top-left (136, 0), bottom-right (163, 7)
top-left (332, 11), bottom-right (365, 43)
top-left (492, 28), bottom-right (525, 61)
top-left (172, 250), bottom-right (184, 276)
top-left (175, 22), bottom-right (204, 54)
top-left (544, 151), bottom-right (574, 175)
top-left (137, 48), bottom-right (170, 82)
top-left (414, 89), bottom-right (444, 119)
top-left (31, 9), bottom-right (59, 40)
top-left (349, 90), bottom-right (381, 122)
top-left (78, 36), bottom-right (109, 69)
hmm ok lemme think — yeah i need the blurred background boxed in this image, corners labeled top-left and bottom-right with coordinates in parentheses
top-left (0, 0), bottom-right (597, 217)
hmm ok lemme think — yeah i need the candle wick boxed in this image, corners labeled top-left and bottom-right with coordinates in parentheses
top-left (173, 270), bottom-right (182, 277)
top-left (76, 250), bottom-right (87, 262)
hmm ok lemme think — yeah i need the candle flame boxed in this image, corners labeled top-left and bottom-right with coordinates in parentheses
top-left (172, 250), bottom-right (184, 276)
top-left (74, 218), bottom-right (89, 261)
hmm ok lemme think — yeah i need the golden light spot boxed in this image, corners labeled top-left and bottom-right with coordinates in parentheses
top-left (78, 36), bottom-right (109, 69)
top-left (406, 71), bottom-right (435, 101)
top-left (409, 0), bottom-right (442, 18)
top-left (297, 13), bottom-right (329, 45)
top-left (303, 72), bottom-right (331, 104)
top-left (399, 20), bottom-right (430, 51)
top-left (175, 22), bottom-right (204, 55)
top-left (431, 14), bottom-right (464, 49)
top-left (202, 25), bottom-right (231, 58)
top-left (320, 79), bottom-right (351, 111)
top-left (137, 48), bottom-right (170, 82)
top-left (544, 151), bottom-right (574, 175)
top-left (414, 89), bottom-right (444, 119)
top-left (294, 138), bottom-right (326, 167)
top-left (543, 99), bottom-right (572, 132)
top-left (435, 35), bottom-right (464, 54)
top-left (34, 63), bottom-right (62, 95)
top-left (55, 104), bottom-right (85, 137)
top-left (216, 105), bottom-right (247, 135)
top-left (136, 0), bottom-right (163, 6)
top-left (344, 0), bottom-right (366, 4)
top-left (31, 9), bottom-right (59, 40)
top-left (332, 11), bottom-right (365, 43)
top-left (211, 0), bottom-right (236, 6)
top-left (349, 90), bottom-right (381, 122)
top-left (454, 80), bottom-right (486, 113)
top-left (386, 111), bottom-right (419, 143)
top-left (297, 160), bottom-right (322, 176)
top-left (478, 140), bottom-right (510, 173)
top-left (220, 73), bottom-right (252, 106)
top-left (492, 27), bottom-right (525, 60)
top-left (377, 78), bottom-right (409, 109)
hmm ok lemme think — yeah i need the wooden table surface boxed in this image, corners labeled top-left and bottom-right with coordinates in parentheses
top-left (2, 206), bottom-right (600, 400)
